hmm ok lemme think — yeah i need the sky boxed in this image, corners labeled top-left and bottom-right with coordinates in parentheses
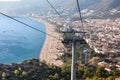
top-left (0, 0), bottom-right (41, 8)
top-left (0, 0), bottom-right (51, 14)
top-left (0, 0), bottom-right (50, 9)
top-left (0, 0), bottom-right (55, 2)
top-left (0, 0), bottom-right (67, 14)
top-left (0, 0), bottom-right (21, 2)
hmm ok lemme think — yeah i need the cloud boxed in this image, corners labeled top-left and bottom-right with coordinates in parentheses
top-left (0, 0), bottom-right (21, 2)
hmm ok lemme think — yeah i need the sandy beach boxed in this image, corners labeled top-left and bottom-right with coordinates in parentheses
top-left (33, 18), bottom-right (65, 66)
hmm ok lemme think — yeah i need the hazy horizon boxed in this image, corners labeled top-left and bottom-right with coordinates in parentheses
top-left (0, 0), bottom-right (119, 16)
top-left (0, 0), bottom-right (56, 14)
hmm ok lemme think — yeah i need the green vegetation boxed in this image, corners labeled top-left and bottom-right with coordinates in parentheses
top-left (0, 23), bottom-right (119, 80)
top-left (2, 72), bottom-right (7, 78)
top-left (0, 59), bottom-right (119, 80)
top-left (22, 71), bottom-right (28, 77)
top-left (14, 70), bottom-right (20, 75)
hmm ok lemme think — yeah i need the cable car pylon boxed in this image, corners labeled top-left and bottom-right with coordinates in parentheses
top-left (60, 27), bottom-right (87, 80)
top-left (46, 0), bottom-right (87, 80)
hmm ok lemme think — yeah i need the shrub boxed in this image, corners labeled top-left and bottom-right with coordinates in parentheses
top-left (106, 76), bottom-right (115, 80)
top-left (95, 67), bottom-right (109, 78)
top-left (53, 73), bottom-right (59, 80)
top-left (2, 72), bottom-right (6, 78)
top-left (14, 70), bottom-right (20, 75)
top-left (2, 77), bottom-right (6, 80)
top-left (27, 60), bottom-right (31, 64)
top-left (22, 71), bottom-right (28, 77)
top-left (18, 67), bottom-right (22, 72)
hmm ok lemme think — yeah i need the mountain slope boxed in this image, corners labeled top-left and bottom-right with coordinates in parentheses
top-left (89, 0), bottom-right (120, 12)
top-left (47, 0), bottom-right (120, 17)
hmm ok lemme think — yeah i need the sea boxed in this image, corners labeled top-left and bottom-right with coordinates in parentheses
top-left (0, 16), bottom-right (46, 64)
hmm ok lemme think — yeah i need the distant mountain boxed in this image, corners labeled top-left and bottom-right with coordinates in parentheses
top-left (103, 0), bottom-right (120, 9)
top-left (89, 0), bottom-right (120, 11)
top-left (51, 0), bottom-right (120, 18)
top-left (53, 0), bottom-right (100, 9)
top-left (55, 0), bottom-right (120, 12)
top-left (84, 0), bottom-right (120, 18)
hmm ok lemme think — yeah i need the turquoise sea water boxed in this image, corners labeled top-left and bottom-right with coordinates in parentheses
top-left (0, 16), bottom-right (46, 64)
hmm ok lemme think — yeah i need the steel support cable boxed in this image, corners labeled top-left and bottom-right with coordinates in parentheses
top-left (46, 0), bottom-right (62, 17)
top-left (46, 0), bottom-right (85, 34)
top-left (76, 0), bottom-right (85, 37)
top-left (46, 0), bottom-right (86, 39)
top-left (0, 12), bottom-right (62, 41)
top-left (46, 0), bottom-right (68, 25)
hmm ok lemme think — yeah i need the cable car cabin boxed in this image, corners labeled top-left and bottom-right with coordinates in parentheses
top-left (62, 38), bottom-right (86, 44)
top-left (60, 29), bottom-right (87, 44)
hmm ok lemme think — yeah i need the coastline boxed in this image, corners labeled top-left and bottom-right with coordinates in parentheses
top-left (32, 18), bottom-right (64, 66)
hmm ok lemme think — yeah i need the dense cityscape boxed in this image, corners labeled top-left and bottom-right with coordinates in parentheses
top-left (0, 0), bottom-right (120, 80)
top-left (38, 7), bottom-right (120, 74)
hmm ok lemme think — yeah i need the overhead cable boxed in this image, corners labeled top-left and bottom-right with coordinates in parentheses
top-left (46, 0), bottom-right (62, 17)
top-left (76, 0), bottom-right (84, 33)
top-left (0, 12), bottom-right (61, 41)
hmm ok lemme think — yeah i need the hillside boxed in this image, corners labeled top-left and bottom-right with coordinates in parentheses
top-left (0, 58), bottom-right (119, 80)
top-left (47, 0), bottom-right (120, 18)
top-left (89, 0), bottom-right (120, 12)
